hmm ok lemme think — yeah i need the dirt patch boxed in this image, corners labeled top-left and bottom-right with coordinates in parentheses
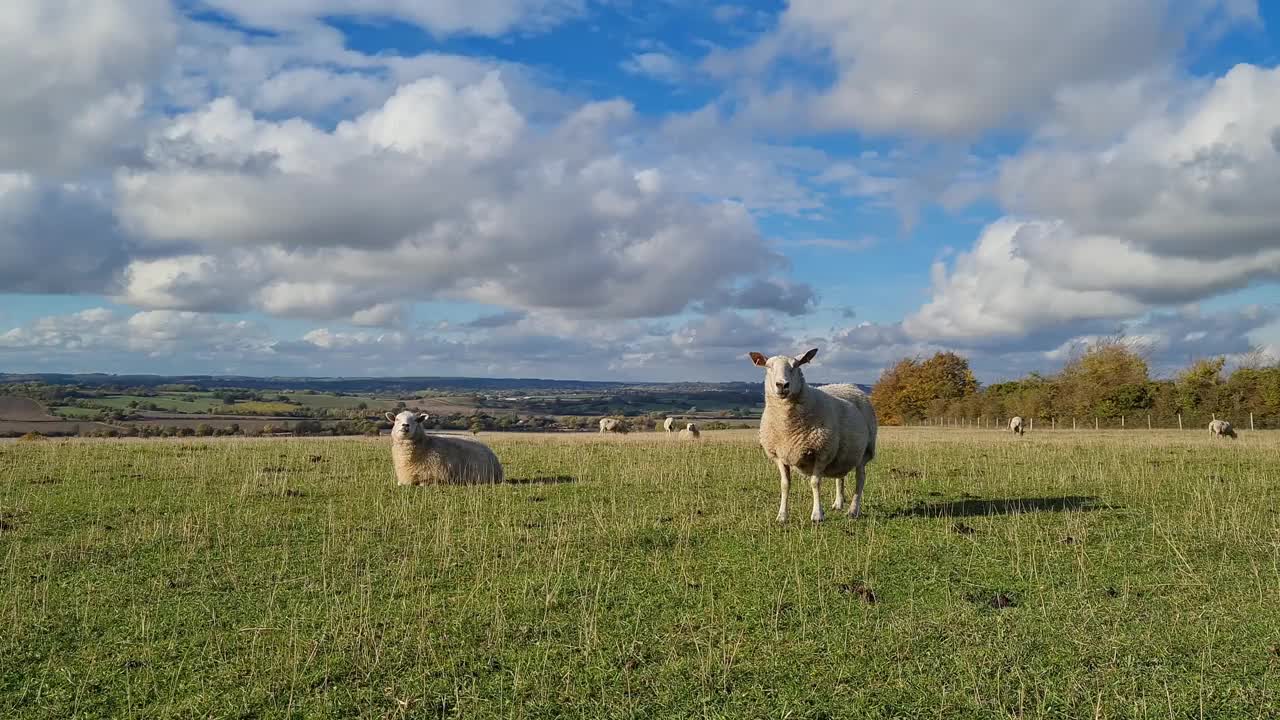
top-left (0, 396), bottom-right (56, 421)
top-left (837, 580), bottom-right (878, 604)
top-left (968, 591), bottom-right (1016, 609)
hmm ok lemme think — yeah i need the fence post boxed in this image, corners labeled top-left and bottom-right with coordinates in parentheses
top-left (1072, 417), bottom-right (1076, 430)
top-left (1177, 414), bottom-right (1182, 430)
top-left (1095, 417), bottom-right (1099, 430)
top-left (1052, 418), bottom-right (1056, 430)
top-left (1148, 414), bottom-right (1151, 430)
top-left (1030, 417), bottom-right (1034, 431)
top-left (1121, 415), bottom-right (1125, 429)
top-left (1250, 412), bottom-right (1254, 431)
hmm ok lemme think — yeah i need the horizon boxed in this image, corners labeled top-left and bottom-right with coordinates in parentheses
top-left (3, 1), bottom-right (1279, 384)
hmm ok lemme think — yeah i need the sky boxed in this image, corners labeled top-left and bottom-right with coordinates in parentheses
top-left (1, 0), bottom-right (1279, 384)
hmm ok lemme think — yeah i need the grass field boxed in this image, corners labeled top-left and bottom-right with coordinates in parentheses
top-left (1, 429), bottom-right (1278, 718)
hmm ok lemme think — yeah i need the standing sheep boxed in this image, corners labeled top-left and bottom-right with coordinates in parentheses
top-left (1009, 416), bottom-right (1025, 435)
top-left (1208, 419), bottom-right (1238, 438)
top-left (385, 411), bottom-right (504, 485)
top-left (599, 417), bottom-right (626, 433)
top-left (678, 422), bottom-right (701, 440)
top-left (749, 348), bottom-right (877, 522)
top-left (663, 417), bottom-right (675, 433)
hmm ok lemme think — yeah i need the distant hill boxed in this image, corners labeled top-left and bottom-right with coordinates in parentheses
top-left (0, 373), bottom-right (869, 395)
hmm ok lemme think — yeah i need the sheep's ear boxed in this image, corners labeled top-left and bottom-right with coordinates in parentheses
top-left (795, 348), bottom-right (818, 366)
top-left (749, 352), bottom-right (768, 367)
top-left (384, 412), bottom-right (396, 423)
top-left (417, 413), bottom-right (430, 423)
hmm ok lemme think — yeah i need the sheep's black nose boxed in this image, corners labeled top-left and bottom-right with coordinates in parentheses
top-left (776, 382), bottom-right (789, 392)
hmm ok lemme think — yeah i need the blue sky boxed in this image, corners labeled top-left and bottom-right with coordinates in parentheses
top-left (1, 0), bottom-right (1278, 383)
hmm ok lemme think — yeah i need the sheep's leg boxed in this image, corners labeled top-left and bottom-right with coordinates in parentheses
top-left (833, 475), bottom-right (846, 511)
top-left (775, 460), bottom-right (792, 523)
top-left (848, 464), bottom-right (867, 518)
top-left (809, 464), bottom-right (825, 523)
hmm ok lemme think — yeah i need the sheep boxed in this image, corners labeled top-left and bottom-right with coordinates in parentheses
top-left (678, 422), bottom-right (701, 440)
top-left (749, 348), bottom-right (877, 522)
top-left (1009, 416), bottom-right (1025, 435)
top-left (1209, 419), bottom-right (1238, 439)
top-left (599, 417), bottom-right (626, 433)
top-left (385, 411), bottom-right (504, 485)
top-left (663, 417), bottom-right (675, 433)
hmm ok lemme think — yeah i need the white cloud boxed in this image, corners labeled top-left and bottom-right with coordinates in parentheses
top-left (110, 73), bottom-right (811, 321)
top-left (715, 0), bottom-right (1258, 138)
top-left (907, 63), bottom-right (1280, 346)
top-left (0, 0), bottom-right (177, 175)
top-left (197, 0), bottom-right (584, 37)
top-left (621, 52), bottom-right (684, 83)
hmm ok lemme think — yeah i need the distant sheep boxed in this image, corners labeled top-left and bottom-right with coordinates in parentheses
top-left (678, 422), bottom-right (700, 440)
top-left (1209, 419), bottom-right (1237, 439)
top-left (749, 348), bottom-right (877, 522)
top-left (599, 417), bottom-right (626, 433)
top-left (663, 417), bottom-right (675, 432)
top-left (1009, 416), bottom-right (1025, 435)
top-left (385, 411), bottom-right (504, 485)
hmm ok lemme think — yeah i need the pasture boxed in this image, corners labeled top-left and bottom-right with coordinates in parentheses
top-left (1, 429), bottom-right (1278, 718)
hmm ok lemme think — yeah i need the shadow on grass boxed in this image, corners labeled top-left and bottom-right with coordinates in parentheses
top-left (890, 495), bottom-right (1110, 518)
top-left (506, 475), bottom-right (576, 485)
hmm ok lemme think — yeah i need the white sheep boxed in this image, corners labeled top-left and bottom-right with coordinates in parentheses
top-left (678, 422), bottom-right (701, 440)
top-left (663, 417), bottom-right (675, 432)
top-left (749, 348), bottom-right (877, 522)
top-left (599, 417), bottom-right (626, 433)
top-left (1209, 419), bottom-right (1237, 439)
top-left (1009, 416), bottom-right (1025, 435)
top-left (385, 411), bottom-right (504, 485)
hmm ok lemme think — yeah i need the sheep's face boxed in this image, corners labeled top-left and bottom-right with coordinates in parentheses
top-left (386, 411), bottom-right (429, 439)
top-left (749, 348), bottom-right (818, 401)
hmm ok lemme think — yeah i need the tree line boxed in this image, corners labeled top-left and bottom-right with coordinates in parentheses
top-left (870, 340), bottom-right (1280, 429)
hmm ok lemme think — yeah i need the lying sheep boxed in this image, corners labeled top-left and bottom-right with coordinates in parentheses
top-left (749, 348), bottom-right (877, 522)
top-left (385, 411), bottom-right (504, 485)
top-left (663, 417), bottom-right (675, 432)
top-left (1209, 419), bottom-right (1237, 439)
top-left (678, 422), bottom-right (700, 440)
top-left (1009, 416), bottom-right (1025, 435)
top-left (599, 417), bottom-right (626, 433)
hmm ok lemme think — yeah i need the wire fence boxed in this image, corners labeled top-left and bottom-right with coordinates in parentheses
top-left (913, 413), bottom-right (1278, 431)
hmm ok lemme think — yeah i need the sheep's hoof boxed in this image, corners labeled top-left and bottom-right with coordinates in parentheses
top-left (847, 506), bottom-right (861, 519)
top-left (776, 512), bottom-right (787, 523)
top-left (832, 499), bottom-right (845, 511)
top-left (811, 510), bottom-right (824, 523)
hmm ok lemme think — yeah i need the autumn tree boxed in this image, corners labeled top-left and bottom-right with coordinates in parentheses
top-left (1055, 339), bottom-right (1152, 418)
top-left (871, 352), bottom-right (979, 424)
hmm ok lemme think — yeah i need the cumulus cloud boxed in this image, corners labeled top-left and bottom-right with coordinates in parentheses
top-left (909, 64), bottom-right (1280, 346)
top-left (112, 73), bottom-right (809, 320)
top-left (0, 176), bottom-right (129, 294)
top-left (0, 0), bottom-right (177, 175)
top-left (714, 0), bottom-right (1258, 138)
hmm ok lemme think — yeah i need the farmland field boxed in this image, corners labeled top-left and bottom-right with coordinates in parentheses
top-left (1, 429), bottom-right (1278, 718)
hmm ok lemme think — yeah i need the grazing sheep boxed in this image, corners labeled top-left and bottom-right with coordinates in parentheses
top-left (385, 411), bottom-right (504, 485)
top-left (679, 422), bottom-right (701, 440)
top-left (663, 417), bottom-right (675, 432)
top-left (1009, 416), bottom-right (1025, 435)
top-left (599, 417), bottom-right (626, 433)
top-left (1209, 419), bottom-right (1237, 439)
top-left (749, 348), bottom-right (877, 522)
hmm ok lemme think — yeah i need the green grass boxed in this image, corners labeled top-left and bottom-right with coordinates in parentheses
top-left (1, 429), bottom-right (1278, 718)
top-left (74, 393), bottom-right (224, 413)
